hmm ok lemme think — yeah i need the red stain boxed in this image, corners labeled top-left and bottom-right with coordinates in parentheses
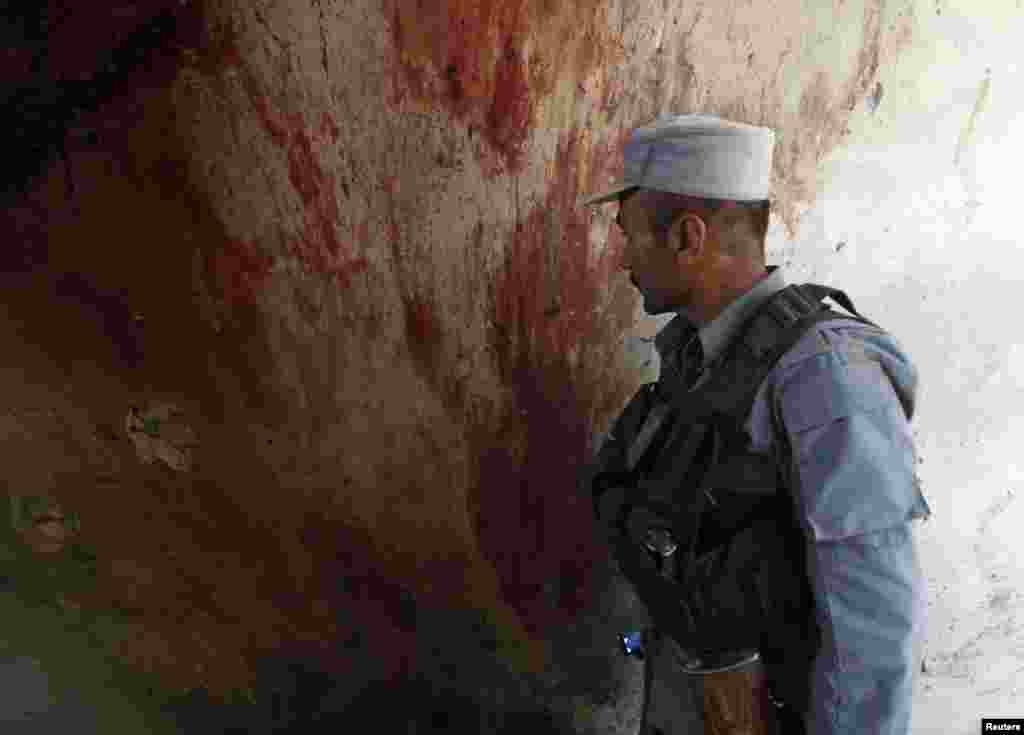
top-left (221, 37), bottom-right (244, 69)
top-left (353, 219), bottom-right (370, 246)
top-left (404, 297), bottom-right (444, 382)
top-left (406, 299), bottom-right (440, 347)
top-left (208, 236), bottom-right (275, 305)
top-left (386, 219), bottom-right (401, 246)
top-left (287, 124), bottom-right (330, 208)
top-left (478, 127), bottom-right (631, 635)
top-left (384, 0), bottom-right (534, 177)
top-left (248, 86), bottom-right (291, 148)
top-left (244, 86), bottom-right (369, 288)
top-left (483, 37), bottom-right (532, 176)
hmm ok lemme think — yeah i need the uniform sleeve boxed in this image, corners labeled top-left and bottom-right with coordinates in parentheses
top-left (773, 344), bottom-right (930, 735)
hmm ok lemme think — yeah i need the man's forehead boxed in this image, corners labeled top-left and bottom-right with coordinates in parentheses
top-left (619, 188), bottom-right (740, 221)
top-left (618, 188), bottom-right (667, 234)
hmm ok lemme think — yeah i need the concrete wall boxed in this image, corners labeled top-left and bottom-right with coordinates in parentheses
top-left (7, 0), bottom-right (1016, 733)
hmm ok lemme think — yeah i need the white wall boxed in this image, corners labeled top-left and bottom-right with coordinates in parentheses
top-left (773, 2), bottom-right (1024, 731)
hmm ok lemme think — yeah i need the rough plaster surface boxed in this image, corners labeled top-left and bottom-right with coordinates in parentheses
top-left (0, 0), bottom-right (918, 730)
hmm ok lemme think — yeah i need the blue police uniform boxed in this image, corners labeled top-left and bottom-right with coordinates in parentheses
top-left (650, 264), bottom-right (931, 734)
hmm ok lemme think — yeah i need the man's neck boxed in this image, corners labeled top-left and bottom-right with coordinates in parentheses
top-left (686, 267), bottom-right (768, 326)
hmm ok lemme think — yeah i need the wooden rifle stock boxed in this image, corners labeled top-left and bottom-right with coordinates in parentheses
top-left (698, 656), bottom-right (779, 735)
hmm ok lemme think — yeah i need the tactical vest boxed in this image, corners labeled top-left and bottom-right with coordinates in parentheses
top-left (588, 283), bottom-right (880, 701)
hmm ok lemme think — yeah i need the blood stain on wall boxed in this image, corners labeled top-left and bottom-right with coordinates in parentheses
top-left (383, 0), bottom-right (622, 177)
top-left (404, 297), bottom-right (444, 381)
top-left (239, 71), bottom-right (368, 290)
top-left (473, 126), bottom-right (633, 638)
top-left (206, 236), bottom-right (275, 305)
top-left (483, 36), bottom-right (533, 176)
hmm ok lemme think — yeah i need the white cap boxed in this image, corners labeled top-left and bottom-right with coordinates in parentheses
top-left (579, 114), bottom-right (775, 206)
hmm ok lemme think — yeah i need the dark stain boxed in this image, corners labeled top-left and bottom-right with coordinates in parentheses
top-left (163, 665), bottom-right (576, 735)
top-left (0, 195), bottom-right (50, 274)
top-left (868, 81), bottom-right (884, 113)
top-left (404, 297), bottom-right (445, 385)
top-left (445, 62), bottom-right (464, 103)
top-left (484, 37), bottom-right (533, 175)
top-left (52, 271), bottom-right (147, 368)
top-left (475, 128), bottom-right (632, 637)
top-left (0, 0), bottom-right (209, 202)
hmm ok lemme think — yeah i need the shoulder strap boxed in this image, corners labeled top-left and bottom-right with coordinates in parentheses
top-left (798, 283), bottom-right (879, 329)
top-left (661, 283), bottom-right (877, 428)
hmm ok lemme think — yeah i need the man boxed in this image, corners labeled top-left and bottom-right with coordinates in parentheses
top-left (579, 114), bottom-right (931, 734)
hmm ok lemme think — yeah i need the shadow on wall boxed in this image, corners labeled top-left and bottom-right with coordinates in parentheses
top-left (165, 668), bottom-right (574, 735)
top-left (161, 602), bottom-right (581, 735)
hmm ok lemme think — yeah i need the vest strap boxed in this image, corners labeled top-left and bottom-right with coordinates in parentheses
top-left (799, 284), bottom-right (879, 328)
top-left (662, 283), bottom-right (877, 428)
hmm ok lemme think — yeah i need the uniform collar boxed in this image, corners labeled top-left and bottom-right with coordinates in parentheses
top-left (654, 265), bottom-right (789, 369)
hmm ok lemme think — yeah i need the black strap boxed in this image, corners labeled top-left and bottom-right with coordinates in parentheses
top-left (662, 283), bottom-right (876, 427)
top-left (622, 282), bottom-right (878, 518)
top-left (594, 282), bottom-right (876, 507)
top-left (799, 283), bottom-right (879, 328)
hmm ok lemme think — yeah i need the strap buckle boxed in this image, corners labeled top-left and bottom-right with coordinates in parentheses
top-left (744, 286), bottom-right (821, 360)
top-left (768, 285), bottom-right (820, 328)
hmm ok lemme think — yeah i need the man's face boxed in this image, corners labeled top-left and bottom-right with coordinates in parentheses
top-left (615, 190), bottom-right (692, 316)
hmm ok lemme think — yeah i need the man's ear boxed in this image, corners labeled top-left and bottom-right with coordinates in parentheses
top-left (671, 213), bottom-right (707, 256)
